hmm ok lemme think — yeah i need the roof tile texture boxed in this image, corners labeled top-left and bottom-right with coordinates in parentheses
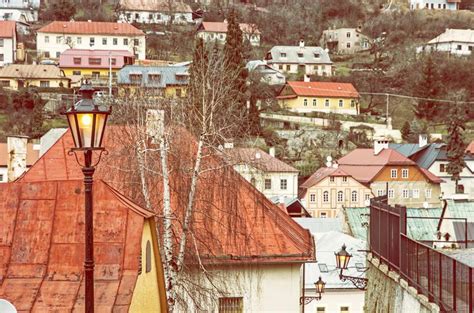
top-left (38, 21), bottom-right (144, 36)
top-left (282, 81), bottom-right (360, 98)
top-left (0, 21), bottom-right (15, 38)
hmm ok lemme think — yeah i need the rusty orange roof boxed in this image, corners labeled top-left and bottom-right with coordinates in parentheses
top-left (38, 21), bottom-right (144, 36)
top-left (277, 81), bottom-right (360, 99)
top-left (0, 21), bottom-right (15, 38)
top-left (0, 142), bottom-right (40, 167)
top-left (20, 126), bottom-right (314, 264)
top-left (0, 179), bottom-right (157, 311)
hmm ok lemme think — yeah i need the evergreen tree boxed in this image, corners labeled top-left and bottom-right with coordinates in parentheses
top-left (414, 55), bottom-right (441, 121)
top-left (446, 103), bottom-right (467, 193)
top-left (401, 121), bottom-right (411, 142)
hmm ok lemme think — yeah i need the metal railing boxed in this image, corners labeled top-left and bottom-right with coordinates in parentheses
top-left (370, 198), bottom-right (473, 312)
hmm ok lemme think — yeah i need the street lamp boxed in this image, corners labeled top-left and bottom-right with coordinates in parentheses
top-left (335, 244), bottom-right (368, 290)
top-left (300, 276), bottom-right (326, 305)
top-left (65, 83), bottom-right (111, 313)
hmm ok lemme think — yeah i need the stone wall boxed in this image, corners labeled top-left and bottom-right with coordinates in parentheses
top-left (365, 254), bottom-right (440, 313)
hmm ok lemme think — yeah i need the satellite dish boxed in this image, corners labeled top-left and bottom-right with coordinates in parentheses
top-left (0, 300), bottom-right (17, 313)
top-left (326, 156), bottom-right (333, 162)
top-left (423, 202), bottom-right (429, 209)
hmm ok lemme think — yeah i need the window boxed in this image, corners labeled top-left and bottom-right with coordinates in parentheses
top-left (0, 39), bottom-right (3, 47)
top-left (89, 37), bottom-right (95, 46)
top-left (377, 190), bottom-right (385, 197)
top-left (391, 169), bottom-right (397, 178)
top-left (218, 297), bottom-right (243, 313)
top-left (346, 32), bottom-right (351, 38)
top-left (325, 99), bottom-right (329, 107)
top-left (0, 174), bottom-right (3, 181)
top-left (340, 306), bottom-right (350, 313)
top-left (149, 13), bottom-right (153, 20)
top-left (457, 185), bottom-right (465, 194)
top-left (54, 35), bottom-right (61, 44)
top-left (440, 164), bottom-right (446, 172)
top-left (250, 178), bottom-right (256, 186)
top-left (339, 99), bottom-right (343, 107)
top-left (66, 36), bottom-right (71, 43)
top-left (330, 176), bottom-right (335, 183)
top-left (77, 37), bottom-right (82, 44)
top-left (388, 189), bottom-right (394, 199)
top-left (135, 13), bottom-right (139, 19)
top-left (129, 74), bottom-right (142, 84)
top-left (457, 45), bottom-right (462, 50)
top-left (297, 52), bottom-right (303, 58)
top-left (44, 51), bottom-right (50, 58)
top-left (323, 191), bottom-right (329, 203)
top-left (337, 191), bottom-right (344, 202)
top-left (351, 191), bottom-right (357, 202)
top-left (425, 189), bottom-right (432, 199)
top-left (314, 53), bottom-right (320, 58)
top-left (346, 42), bottom-right (351, 48)
top-left (286, 64), bottom-right (290, 71)
top-left (92, 71), bottom-right (100, 78)
top-left (0, 80), bottom-right (10, 87)
top-left (304, 99), bottom-right (307, 106)
top-left (134, 39), bottom-right (139, 46)
top-left (148, 74), bottom-right (160, 82)
top-left (402, 189), bottom-right (409, 199)
top-left (469, 46), bottom-right (473, 52)
top-left (443, 3), bottom-right (446, 9)
top-left (280, 179), bottom-right (287, 190)
top-left (45, 36), bottom-right (49, 43)
top-left (264, 179), bottom-right (271, 190)
top-left (402, 169), bottom-right (409, 178)
top-left (0, 54), bottom-right (4, 61)
top-left (73, 57), bottom-right (81, 65)
top-left (40, 81), bottom-right (50, 87)
top-left (219, 34), bottom-right (224, 39)
top-left (317, 307), bottom-right (326, 313)
top-left (176, 88), bottom-right (182, 97)
top-left (110, 58), bottom-right (116, 65)
top-left (313, 99), bottom-right (317, 106)
top-left (413, 189), bottom-right (420, 199)
top-left (56, 52), bottom-right (60, 58)
top-left (320, 212), bottom-right (327, 218)
top-left (72, 70), bottom-right (81, 75)
top-left (351, 100), bottom-right (355, 107)
top-left (310, 193), bottom-right (316, 203)
top-left (365, 193), bottom-right (371, 201)
top-left (279, 64), bottom-right (283, 70)
top-left (342, 176), bottom-right (348, 182)
top-left (280, 52), bottom-right (287, 58)
top-left (123, 38), bottom-right (129, 45)
top-left (102, 38), bottom-right (107, 45)
top-left (145, 240), bottom-right (151, 273)
top-left (88, 58), bottom-right (101, 65)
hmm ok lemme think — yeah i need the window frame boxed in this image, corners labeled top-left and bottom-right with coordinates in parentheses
top-left (264, 178), bottom-right (271, 190)
top-left (401, 168), bottom-right (409, 179)
top-left (323, 191), bottom-right (329, 203)
top-left (425, 189), bottom-right (432, 199)
top-left (280, 178), bottom-right (288, 190)
top-left (391, 169), bottom-right (397, 179)
top-left (402, 189), bottom-right (409, 199)
top-left (218, 297), bottom-right (243, 313)
top-left (310, 193), bottom-right (316, 203)
top-left (337, 191), bottom-right (344, 202)
top-left (351, 190), bottom-right (357, 202)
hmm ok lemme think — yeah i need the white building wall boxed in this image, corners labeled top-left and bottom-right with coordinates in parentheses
top-left (198, 31), bottom-right (261, 46)
top-left (0, 8), bottom-right (38, 22)
top-left (418, 41), bottom-right (473, 56)
top-left (36, 32), bottom-right (146, 60)
top-left (0, 37), bottom-right (15, 66)
top-left (429, 160), bottom-right (474, 199)
top-left (305, 289), bottom-right (365, 313)
top-left (410, 0), bottom-right (458, 10)
top-left (269, 63), bottom-right (332, 76)
top-left (119, 10), bottom-right (193, 24)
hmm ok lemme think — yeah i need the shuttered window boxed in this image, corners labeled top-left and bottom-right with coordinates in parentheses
top-left (219, 297), bottom-right (243, 313)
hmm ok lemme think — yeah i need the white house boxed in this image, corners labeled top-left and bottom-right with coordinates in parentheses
top-left (410, 0), bottom-right (461, 10)
top-left (417, 29), bottom-right (474, 56)
top-left (246, 60), bottom-right (285, 85)
top-left (196, 21), bottom-right (261, 47)
top-left (294, 220), bottom-right (366, 313)
top-left (265, 40), bottom-right (333, 77)
top-left (0, 0), bottom-right (40, 22)
top-left (36, 21), bottom-right (146, 60)
top-left (321, 27), bottom-right (371, 54)
top-left (118, 0), bottom-right (194, 25)
top-left (224, 147), bottom-right (299, 200)
top-left (0, 20), bottom-right (16, 66)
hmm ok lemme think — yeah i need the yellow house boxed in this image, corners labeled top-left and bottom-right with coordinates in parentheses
top-left (277, 81), bottom-right (360, 115)
top-left (0, 64), bottom-right (70, 90)
top-left (117, 64), bottom-right (189, 99)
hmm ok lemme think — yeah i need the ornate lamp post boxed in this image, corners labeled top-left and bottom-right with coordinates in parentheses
top-left (300, 276), bottom-right (326, 305)
top-left (335, 244), bottom-right (368, 290)
top-left (65, 84), bottom-right (111, 313)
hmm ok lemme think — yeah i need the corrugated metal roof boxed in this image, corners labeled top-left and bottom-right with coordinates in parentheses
top-left (388, 143), bottom-right (429, 157)
top-left (117, 65), bottom-right (189, 88)
top-left (267, 45), bottom-right (332, 64)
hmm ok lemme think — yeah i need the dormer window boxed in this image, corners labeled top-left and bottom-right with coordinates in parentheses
top-left (88, 58), bottom-right (101, 65)
top-left (73, 57), bottom-right (81, 65)
top-left (129, 73), bottom-right (142, 84)
top-left (280, 52), bottom-right (287, 58)
top-left (297, 53), bottom-right (303, 58)
top-left (148, 73), bottom-right (161, 82)
top-left (175, 73), bottom-right (189, 81)
top-left (314, 53), bottom-right (320, 58)
top-left (111, 58), bottom-right (116, 65)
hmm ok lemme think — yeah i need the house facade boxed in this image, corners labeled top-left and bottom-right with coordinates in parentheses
top-left (118, 0), bottom-right (193, 24)
top-left (117, 65), bottom-right (189, 98)
top-left (321, 27), bottom-right (371, 54)
top-left (301, 166), bottom-right (373, 218)
top-left (0, 20), bottom-right (16, 66)
top-left (0, 0), bottom-right (40, 22)
top-left (225, 147), bottom-right (299, 200)
top-left (338, 140), bottom-right (443, 208)
top-left (36, 21), bottom-right (146, 60)
top-left (265, 40), bottom-right (333, 77)
top-left (276, 81), bottom-right (360, 115)
top-left (196, 21), bottom-right (261, 46)
top-left (410, 0), bottom-right (461, 10)
top-left (0, 64), bottom-right (70, 90)
top-left (0, 136), bottom-right (39, 183)
top-left (416, 29), bottom-right (473, 56)
top-left (246, 60), bottom-right (286, 85)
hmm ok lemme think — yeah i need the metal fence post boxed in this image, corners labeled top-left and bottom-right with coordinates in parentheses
top-left (453, 259), bottom-right (457, 311)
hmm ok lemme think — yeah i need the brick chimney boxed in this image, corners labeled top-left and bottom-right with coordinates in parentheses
top-left (7, 136), bottom-right (28, 182)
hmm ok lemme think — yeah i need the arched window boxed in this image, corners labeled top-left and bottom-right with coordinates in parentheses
top-left (145, 240), bottom-right (152, 273)
top-left (323, 191), bottom-right (329, 203)
top-left (337, 191), bottom-right (344, 202)
top-left (351, 191), bottom-right (358, 202)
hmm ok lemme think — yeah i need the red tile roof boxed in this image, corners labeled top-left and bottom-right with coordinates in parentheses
top-left (0, 21), bottom-right (15, 38)
top-left (38, 21), bottom-right (144, 36)
top-left (0, 179), bottom-right (160, 311)
top-left (198, 22), bottom-right (260, 34)
top-left (19, 127), bottom-right (314, 264)
top-left (224, 148), bottom-right (298, 173)
top-left (300, 167), bottom-right (350, 189)
top-left (278, 81), bottom-right (360, 99)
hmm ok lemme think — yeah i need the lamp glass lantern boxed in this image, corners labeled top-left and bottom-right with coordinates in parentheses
top-left (314, 276), bottom-right (326, 294)
top-left (66, 85), bottom-right (111, 150)
top-left (335, 244), bottom-right (352, 270)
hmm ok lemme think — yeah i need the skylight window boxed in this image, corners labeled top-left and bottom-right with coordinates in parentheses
top-left (318, 263), bottom-right (329, 273)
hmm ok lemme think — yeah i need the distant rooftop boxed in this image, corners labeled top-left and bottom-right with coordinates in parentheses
top-left (38, 21), bottom-right (144, 36)
top-left (224, 147), bottom-right (298, 173)
top-left (428, 28), bottom-right (474, 44)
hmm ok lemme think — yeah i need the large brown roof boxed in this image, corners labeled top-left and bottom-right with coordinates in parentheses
top-left (0, 21), bottom-right (15, 38)
top-left (300, 167), bottom-right (350, 189)
top-left (224, 147), bottom-right (299, 173)
top-left (38, 21), bottom-right (144, 36)
top-left (0, 64), bottom-right (68, 79)
top-left (119, 0), bottom-right (193, 12)
top-left (0, 179), bottom-right (158, 312)
top-left (19, 127), bottom-right (314, 264)
top-left (0, 142), bottom-right (40, 167)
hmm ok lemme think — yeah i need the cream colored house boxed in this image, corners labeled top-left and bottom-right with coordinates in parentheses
top-left (321, 27), bottom-right (371, 54)
top-left (0, 64), bottom-right (70, 90)
top-left (301, 166), bottom-right (373, 218)
top-left (196, 21), bottom-right (261, 46)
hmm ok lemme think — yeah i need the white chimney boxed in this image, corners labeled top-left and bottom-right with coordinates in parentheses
top-left (419, 134), bottom-right (428, 148)
top-left (146, 109), bottom-right (164, 144)
top-left (7, 136), bottom-right (28, 182)
top-left (374, 139), bottom-right (389, 155)
top-left (299, 39), bottom-right (305, 48)
top-left (269, 147), bottom-right (275, 157)
top-left (224, 142), bottom-right (234, 149)
top-left (255, 152), bottom-right (261, 159)
top-left (303, 75), bottom-right (310, 82)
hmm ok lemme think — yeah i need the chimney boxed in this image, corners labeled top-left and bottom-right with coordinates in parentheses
top-left (373, 138), bottom-right (389, 155)
top-left (299, 39), bottom-right (305, 48)
top-left (7, 136), bottom-right (28, 182)
top-left (419, 134), bottom-right (428, 148)
top-left (269, 147), bottom-right (275, 157)
top-left (255, 152), bottom-right (261, 159)
top-left (303, 75), bottom-right (310, 82)
top-left (146, 109), bottom-right (164, 144)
